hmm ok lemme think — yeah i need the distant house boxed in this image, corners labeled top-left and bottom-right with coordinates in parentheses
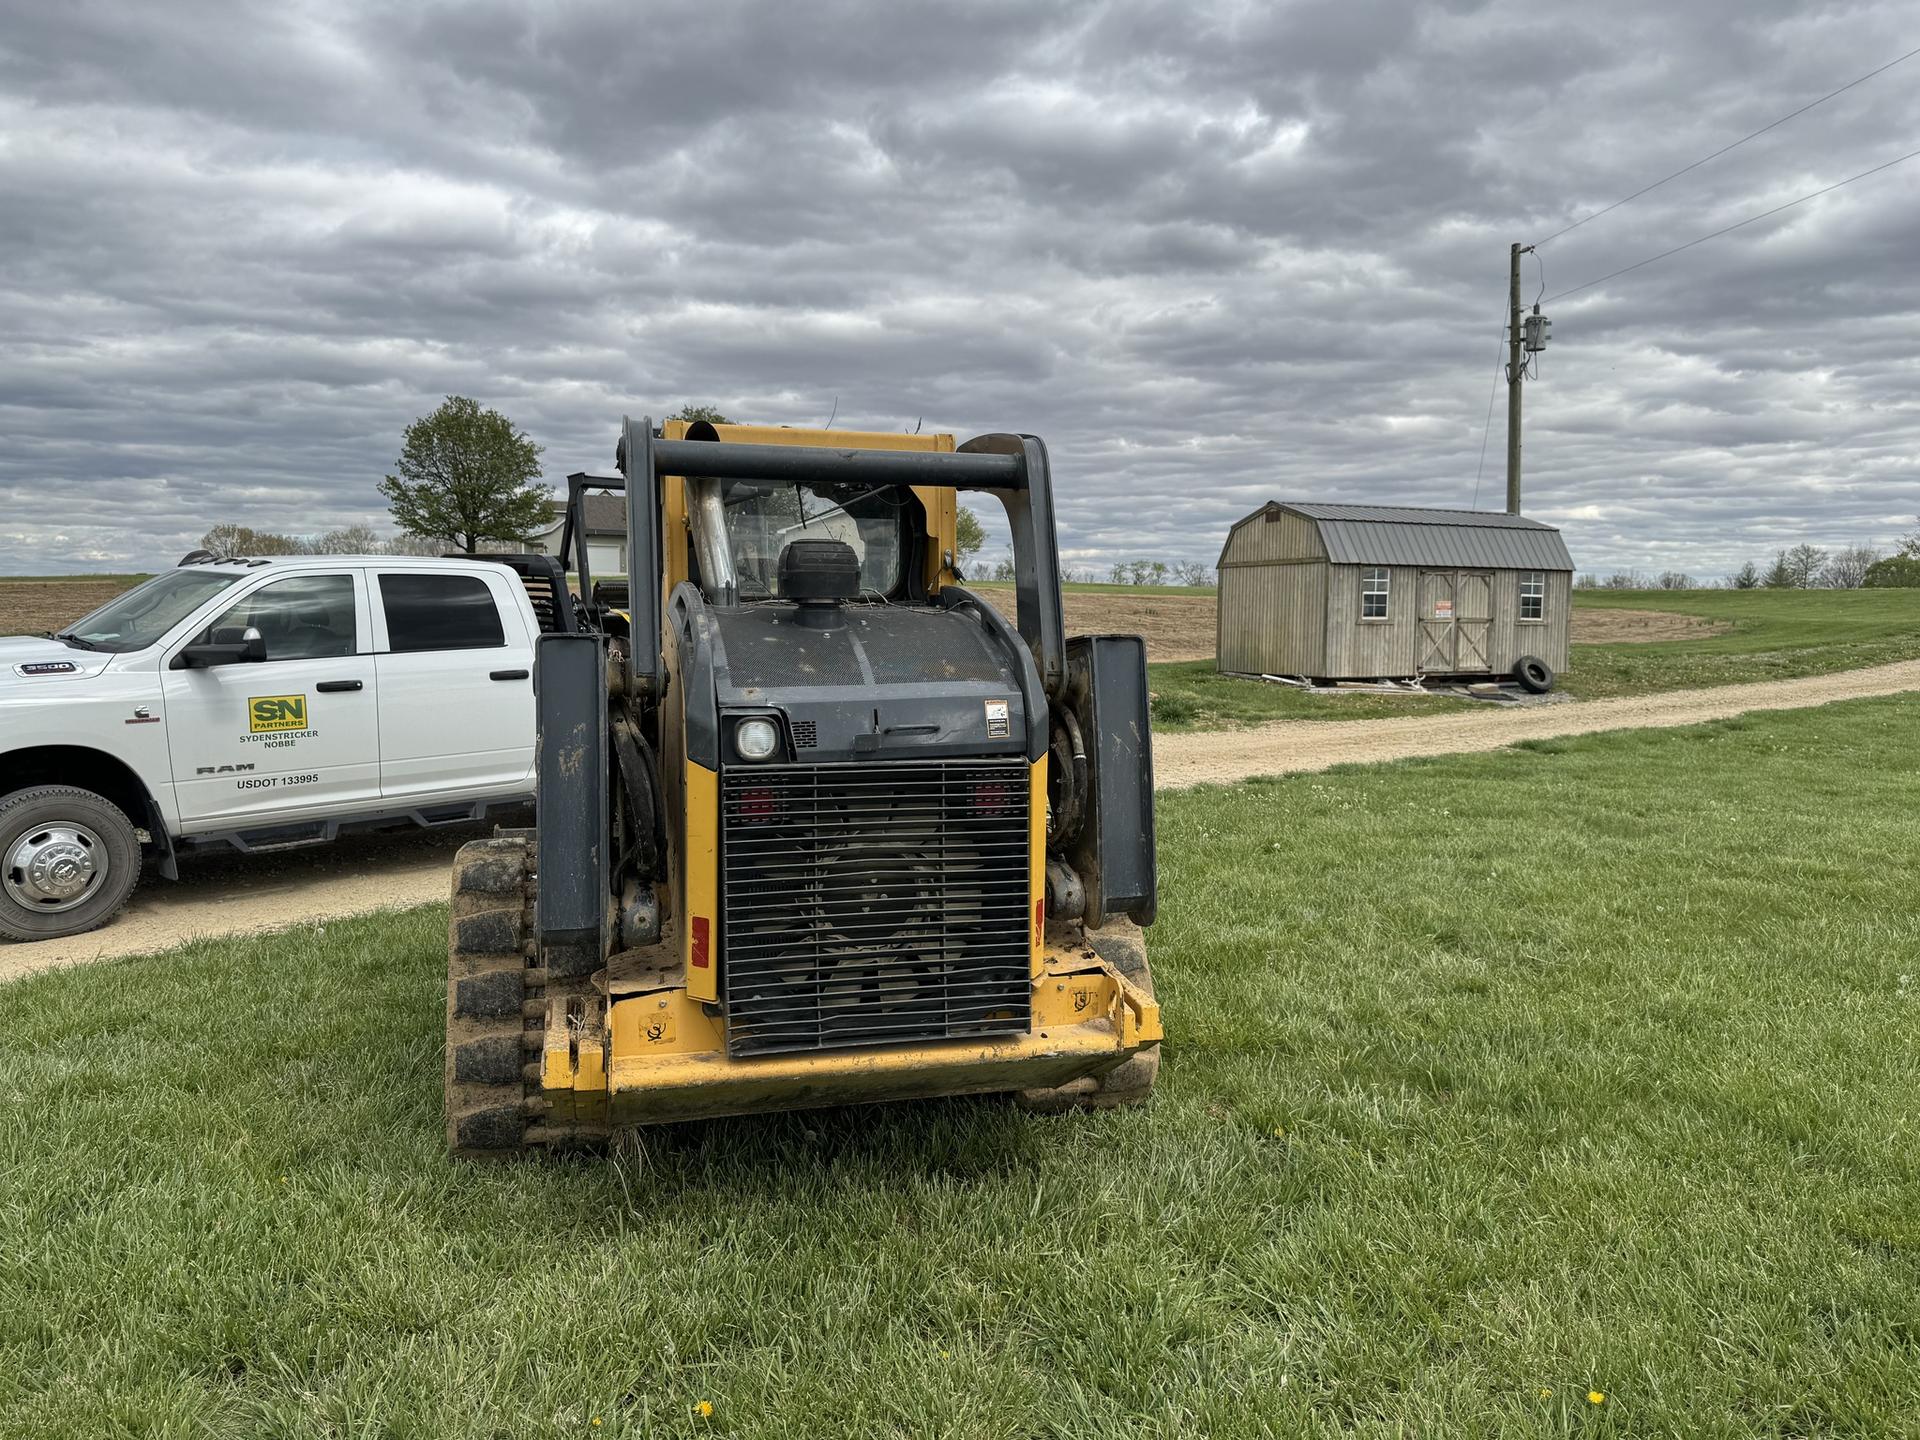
top-left (522, 490), bottom-right (625, 577)
top-left (1215, 502), bottom-right (1574, 683)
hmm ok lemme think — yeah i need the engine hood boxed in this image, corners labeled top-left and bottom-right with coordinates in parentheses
top-left (706, 601), bottom-right (1043, 764)
top-left (0, 635), bottom-right (114, 686)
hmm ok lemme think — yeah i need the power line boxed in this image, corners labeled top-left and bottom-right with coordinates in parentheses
top-left (1469, 318), bottom-right (1507, 509)
top-left (1535, 42), bottom-right (1920, 246)
top-left (1544, 145), bottom-right (1920, 303)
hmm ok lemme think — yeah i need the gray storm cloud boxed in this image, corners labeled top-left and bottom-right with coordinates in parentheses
top-left (0, 0), bottom-right (1915, 577)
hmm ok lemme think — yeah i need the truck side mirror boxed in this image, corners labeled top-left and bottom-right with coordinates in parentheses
top-left (177, 625), bottom-right (268, 668)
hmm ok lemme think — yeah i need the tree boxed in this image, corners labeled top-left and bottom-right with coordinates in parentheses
top-left (1728, 561), bottom-right (1761, 590)
top-left (955, 507), bottom-right (986, 564)
top-left (313, 522), bottom-right (384, 555)
top-left (1781, 543), bottom-right (1829, 589)
top-left (1760, 551), bottom-right (1795, 588)
top-left (1818, 544), bottom-right (1882, 590)
top-left (1898, 518), bottom-right (1920, 559)
top-left (198, 523), bottom-right (307, 557)
top-left (378, 396), bottom-right (552, 554)
top-left (670, 404), bottom-right (733, 425)
top-left (1656, 571), bottom-right (1695, 590)
top-left (1863, 555), bottom-right (1920, 587)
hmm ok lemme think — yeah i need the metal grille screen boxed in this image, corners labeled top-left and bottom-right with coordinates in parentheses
top-left (720, 760), bottom-right (1032, 1057)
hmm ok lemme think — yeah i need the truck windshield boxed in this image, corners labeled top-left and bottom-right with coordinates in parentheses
top-left (59, 570), bottom-right (243, 653)
top-left (721, 481), bottom-right (906, 599)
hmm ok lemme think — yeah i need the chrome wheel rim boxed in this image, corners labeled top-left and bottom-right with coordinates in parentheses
top-left (3, 821), bottom-right (107, 913)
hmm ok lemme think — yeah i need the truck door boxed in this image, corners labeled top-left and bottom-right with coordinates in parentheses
top-left (161, 571), bottom-right (382, 829)
top-left (371, 568), bottom-right (536, 801)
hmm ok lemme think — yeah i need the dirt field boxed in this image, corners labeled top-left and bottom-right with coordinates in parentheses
top-left (0, 578), bottom-right (136, 636)
top-left (5, 576), bottom-right (1726, 656)
top-left (977, 589), bottom-right (1724, 662)
top-left (6, 660), bottom-right (1918, 983)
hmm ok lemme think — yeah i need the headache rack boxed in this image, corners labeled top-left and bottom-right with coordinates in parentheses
top-left (720, 759), bottom-right (1033, 1058)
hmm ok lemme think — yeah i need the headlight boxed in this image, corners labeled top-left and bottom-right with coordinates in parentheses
top-left (735, 717), bottom-right (779, 761)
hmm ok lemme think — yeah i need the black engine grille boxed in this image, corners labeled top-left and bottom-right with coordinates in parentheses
top-left (720, 760), bottom-right (1032, 1057)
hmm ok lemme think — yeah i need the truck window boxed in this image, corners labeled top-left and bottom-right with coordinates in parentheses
top-left (61, 570), bottom-right (242, 653)
top-left (198, 574), bottom-right (357, 660)
top-left (379, 573), bottom-right (506, 652)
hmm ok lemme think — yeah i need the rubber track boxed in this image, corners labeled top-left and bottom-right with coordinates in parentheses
top-left (444, 835), bottom-right (548, 1156)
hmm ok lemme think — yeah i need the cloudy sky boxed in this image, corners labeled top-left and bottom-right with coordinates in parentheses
top-left (3, 0), bottom-right (1916, 579)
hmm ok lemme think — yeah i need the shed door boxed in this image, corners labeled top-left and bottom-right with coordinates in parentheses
top-left (1418, 571), bottom-right (1456, 670)
top-left (1455, 572), bottom-right (1493, 671)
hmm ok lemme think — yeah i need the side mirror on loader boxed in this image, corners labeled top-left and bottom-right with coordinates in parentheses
top-left (177, 625), bottom-right (268, 668)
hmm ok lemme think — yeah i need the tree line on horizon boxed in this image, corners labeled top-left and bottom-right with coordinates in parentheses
top-left (1577, 526), bottom-right (1920, 591)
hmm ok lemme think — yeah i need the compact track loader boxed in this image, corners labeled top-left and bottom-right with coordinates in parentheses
top-left (445, 419), bottom-right (1160, 1154)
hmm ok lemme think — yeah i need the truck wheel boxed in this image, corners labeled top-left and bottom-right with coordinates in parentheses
top-left (1513, 656), bottom-right (1554, 693)
top-left (1016, 919), bottom-right (1160, 1113)
top-left (0, 786), bottom-right (142, 942)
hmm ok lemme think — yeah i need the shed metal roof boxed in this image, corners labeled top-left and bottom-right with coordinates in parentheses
top-left (1246, 502), bottom-right (1573, 570)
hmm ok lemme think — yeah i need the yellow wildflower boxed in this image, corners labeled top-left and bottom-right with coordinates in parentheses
top-left (1588, 1391), bottom-right (1605, 1405)
top-left (1538, 1387), bottom-right (1552, 1398)
top-left (696, 1400), bottom-right (714, 1418)
top-left (590, 1420), bottom-right (602, 1429)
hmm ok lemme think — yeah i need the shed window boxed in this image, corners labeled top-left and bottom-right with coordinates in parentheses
top-left (1520, 571), bottom-right (1546, 622)
top-left (1360, 568), bottom-right (1389, 620)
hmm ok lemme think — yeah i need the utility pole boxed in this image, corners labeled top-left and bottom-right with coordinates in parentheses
top-left (1504, 242), bottom-right (1551, 515)
top-left (1506, 242), bottom-right (1530, 516)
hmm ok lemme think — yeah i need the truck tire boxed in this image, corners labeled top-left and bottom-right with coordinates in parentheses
top-left (1513, 655), bottom-right (1555, 694)
top-left (1016, 919), bottom-right (1160, 1113)
top-left (0, 786), bottom-right (142, 942)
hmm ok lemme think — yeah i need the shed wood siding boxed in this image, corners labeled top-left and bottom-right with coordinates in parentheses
top-left (1325, 565), bottom-right (1420, 676)
top-left (1218, 561), bottom-right (1326, 674)
top-left (1215, 502), bottom-right (1573, 679)
top-left (1218, 506), bottom-right (1324, 566)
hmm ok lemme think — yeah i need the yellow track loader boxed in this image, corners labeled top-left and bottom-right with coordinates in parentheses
top-left (445, 419), bottom-right (1160, 1154)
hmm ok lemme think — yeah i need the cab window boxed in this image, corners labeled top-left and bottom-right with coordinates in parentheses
top-left (721, 481), bottom-right (906, 599)
top-left (379, 573), bottom-right (505, 652)
top-left (198, 574), bottom-right (357, 661)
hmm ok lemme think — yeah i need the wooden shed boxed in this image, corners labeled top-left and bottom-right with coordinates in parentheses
top-left (1216, 502), bottom-right (1574, 682)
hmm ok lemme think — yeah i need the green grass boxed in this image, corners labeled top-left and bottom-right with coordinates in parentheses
top-left (5, 698), bottom-right (1918, 1435)
top-left (1562, 587), bottom-right (1920, 699)
top-left (1149, 660), bottom-right (1473, 731)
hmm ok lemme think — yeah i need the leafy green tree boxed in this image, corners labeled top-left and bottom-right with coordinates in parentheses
top-left (1728, 561), bottom-right (1761, 589)
top-left (378, 396), bottom-right (551, 553)
top-left (1863, 555), bottom-right (1920, 588)
top-left (955, 507), bottom-right (985, 564)
top-left (671, 404), bottom-right (733, 425)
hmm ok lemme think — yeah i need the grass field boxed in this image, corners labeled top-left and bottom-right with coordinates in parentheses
top-left (4, 697), bottom-right (1917, 1435)
top-left (1148, 587), bottom-right (1920, 731)
top-left (1559, 588), bottom-right (1920, 699)
top-left (1148, 661), bottom-right (1473, 729)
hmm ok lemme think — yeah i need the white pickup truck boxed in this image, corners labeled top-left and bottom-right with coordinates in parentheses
top-left (0, 553), bottom-right (567, 941)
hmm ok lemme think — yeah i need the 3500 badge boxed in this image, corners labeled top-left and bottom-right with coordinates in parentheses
top-left (248, 694), bottom-right (308, 733)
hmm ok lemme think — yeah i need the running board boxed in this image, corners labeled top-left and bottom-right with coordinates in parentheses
top-left (183, 795), bottom-right (533, 855)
